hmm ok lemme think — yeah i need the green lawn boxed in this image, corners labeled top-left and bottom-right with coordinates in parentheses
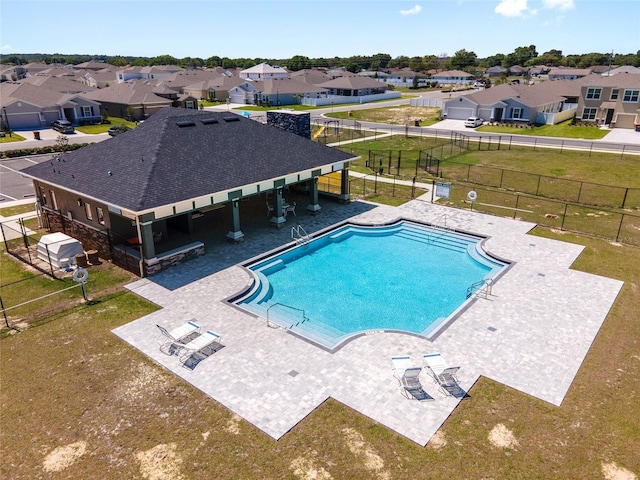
top-left (0, 132), bottom-right (26, 143)
top-left (478, 119), bottom-right (609, 140)
top-left (75, 117), bottom-right (138, 134)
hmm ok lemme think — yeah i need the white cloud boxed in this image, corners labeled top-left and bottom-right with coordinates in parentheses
top-left (1, 44), bottom-right (12, 51)
top-left (495, 0), bottom-right (529, 17)
top-left (542, 0), bottom-right (574, 11)
top-left (399, 5), bottom-right (422, 15)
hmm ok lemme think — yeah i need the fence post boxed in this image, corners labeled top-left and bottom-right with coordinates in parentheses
top-left (560, 203), bottom-right (568, 231)
top-left (513, 195), bottom-right (519, 219)
top-left (577, 182), bottom-right (584, 204)
top-left (615, 214), bottom-right (624, 242)
top-left (621, 188), bottom-right (629, 209)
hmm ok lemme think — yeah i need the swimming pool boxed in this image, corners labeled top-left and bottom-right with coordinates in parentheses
top-left (231, 220), bottom-right (510, 350)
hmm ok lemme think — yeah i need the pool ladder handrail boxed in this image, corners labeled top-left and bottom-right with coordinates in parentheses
top-left (428, 214), bottom-right (452, 243)
top-left (266, 302), bottom-right (309, 329)
top-left (291, 224), bottom-right (311, 246)
top-left (466, 278), bottom-right (494, 299)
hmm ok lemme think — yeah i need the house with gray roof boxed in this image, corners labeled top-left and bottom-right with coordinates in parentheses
top-left (21, 108), bottom-right (357, 276)
top-left (574, 73), bottom-right (640, 128)
top-left (431, 70), bottom-right (474, 86)
top-left (116, 65), bottom-right (184, 83)
top-left (0, 80), bottom-right (101, 130)
top-left (315, 75), bottom-right (388, 97)
top-left (82, 79), bottom-right (173, 120)
top-left (548, 67), bottom-right (593, 80)
top-left (442, 82), bottom-right (572, 125)
top-left (239, 63), bottom-right (288, 80)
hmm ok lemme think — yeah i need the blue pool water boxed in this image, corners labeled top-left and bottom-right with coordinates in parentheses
top-left (232, 221), bottom-right (508, 350)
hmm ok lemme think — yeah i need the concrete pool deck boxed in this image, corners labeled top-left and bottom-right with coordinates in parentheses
top-left (113, 200), bottom-right (624, 445)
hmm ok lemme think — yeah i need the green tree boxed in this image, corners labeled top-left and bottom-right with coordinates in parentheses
top-left (286, 55), bottom-right (311, 71)
top-left (345, 62), bottom-right (360, 73)
top-left (408, 56), bottom-right (424, 72)
top-left (151, 54), bottom-right (178, 65)
top-left (450, 49), bottom-right (477, 70)
top-left (505, 45), bottom-right (538, 66)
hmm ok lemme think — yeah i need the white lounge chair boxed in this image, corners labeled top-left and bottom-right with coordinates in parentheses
top-left (156, 320), bottom-right (200, 354)
top-left (423, 353), bottom-right (465, 398)
top-left (391, 356), bottom-right (433, 401)
top-left (179, 330), bottom-right (222, 365)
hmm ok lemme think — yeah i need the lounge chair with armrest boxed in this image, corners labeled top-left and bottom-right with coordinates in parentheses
top-left (391, 356), bottom-right (434, 401)
top-left (423, 353), bottom-right (465, 398)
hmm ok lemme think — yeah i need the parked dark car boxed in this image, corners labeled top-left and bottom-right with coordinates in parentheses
top-left (51, 120), bottom-right (75, 133)
top-left (108, 125), bottom-right (130, 136)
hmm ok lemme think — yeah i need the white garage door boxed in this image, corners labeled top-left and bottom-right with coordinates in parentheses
top-left (445, 107), bottom-right (474, 120)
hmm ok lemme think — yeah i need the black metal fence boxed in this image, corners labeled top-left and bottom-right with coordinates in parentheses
top-left (439, 162), bottom-right (640, 210)
top-left (347, 174), bottom-right (640, 247)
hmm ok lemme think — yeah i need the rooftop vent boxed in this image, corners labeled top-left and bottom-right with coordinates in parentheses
top-left (176, 120), bottom-right (196, 127)
top-left (222, 116), bottom-right (240, 122)
top-left (200, 118), bottom-right (219, 125)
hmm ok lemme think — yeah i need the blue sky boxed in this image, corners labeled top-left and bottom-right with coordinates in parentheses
top-left (1, 0), bottom-right (639, 59)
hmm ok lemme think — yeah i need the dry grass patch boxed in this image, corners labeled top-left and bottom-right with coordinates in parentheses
top-left (290, 452), bottom-right (334, 480)
top-left (136, 443), bottom-right (184, 480)
top-left (427, 430), bottom-right (447, 450)
top-left (224, 414), bottom-right (243, 435)
top-left (602, 462), bottom-right (638, 480)
top-left (42, 441), bottom-right (87, 473)
top-left (488, 423), bottom-right (519, 449)
top-left (342, 427), bottom-right (391, 480)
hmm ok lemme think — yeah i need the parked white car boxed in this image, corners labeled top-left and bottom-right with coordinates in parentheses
top-left (464, 117), bottom-right (483, 128)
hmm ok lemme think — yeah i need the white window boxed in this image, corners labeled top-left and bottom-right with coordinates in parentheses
top-left (82, 106), bottom-right (93, 117)
top-left (512, 107), bottom-right (523, 119)
top-left (622, 89), bottom-right (639, 102)
top-left (185, 101), bottom-right (195, 109)
top-left (582, 107), bottom-right (597, 120)
top-left (610, 89), bottom-right (619, 100)
top-left (85, 203), bottom-right (93, 220)
top-left (96, 207), bottom-right (105, 225)
top-left (585, 88), bottom-right (602, 100)
top-left (49, 190), bottom-right (58, 210)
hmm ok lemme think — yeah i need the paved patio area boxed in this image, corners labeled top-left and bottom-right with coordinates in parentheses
top-left (113, 199), bottom-right (623, 445)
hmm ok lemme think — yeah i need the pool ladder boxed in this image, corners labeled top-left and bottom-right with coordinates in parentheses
top-left (466, 278), bottom-right (494, 299)
top-left (266, 303), bottom-right (309, 329)
top-left (428, 214), bottom-right (452, 243)
top-left (291, 224), bottom-right (311, 246)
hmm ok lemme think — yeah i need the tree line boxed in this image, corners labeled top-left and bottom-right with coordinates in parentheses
top-left (1, 46), bottom-right (638, 73)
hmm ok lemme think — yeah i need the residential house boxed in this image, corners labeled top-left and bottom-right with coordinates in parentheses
top-left (116, 65), bottom-right (184, 83)
top-left (21, 107), bottom-right (356, 276)
top-left (0, 81), bottom-right (101, 130)
top-left (80, 67), bottom-right (118, 88)
top-left (442, 82), bottom-right (571, 125)
top-left (315, 75), bottom-right (388, 97)
top-left (548, 67), bottom-right (593, 80)
top-left (231, 78), bottom-right (321, 106)
top-left (574, 73), bottom-right (640, 128)
top-left (508, 65), bottom-right (529, 76)
top-left (183, 76), bottom-right (245, 102)
top-left (83, 80), bottom-right (173, 120)
top-left (603, 65), bottom-right (640, 76)
top-left (484, 66), bottom-right (508, 78)
top-left (383, 68), bottom-right (426, 87)
top-left (73, 61), bottom-right (114, 71)
top-left (431, 70), bottom-right (474, 85)
top-left (239, 63), bottom-right (288, 80)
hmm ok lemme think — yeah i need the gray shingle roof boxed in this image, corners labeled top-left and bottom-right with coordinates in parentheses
top-left (22, 107), bottom-right (355, 213)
